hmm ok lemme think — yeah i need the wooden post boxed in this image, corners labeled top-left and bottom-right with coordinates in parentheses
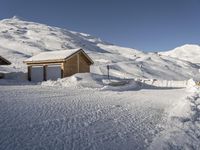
top-left (77, 54), bottom-right (80, 73)
top-left (43, 65), bottom-right (47, 81)
top-left (61, 63), bottom-right (64, 78)
top-left (28, 66), bottom-right (32, 81)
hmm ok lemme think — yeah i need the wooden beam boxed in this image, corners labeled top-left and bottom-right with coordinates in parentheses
top-left (61, 63), bottom-right (64, 78)
top-left (24, 60), bottom-right (64, 65)
top-left (77, 54), bottom-right (80, 72)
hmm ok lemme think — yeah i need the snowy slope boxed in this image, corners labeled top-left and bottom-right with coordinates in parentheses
top-left (0, 16), bottom-right (200, 80)
top-left (160, 44), bottom-right (200, 64)
top-left (0, 16), bottom-right (141, 73)
top-left (0, 84), bottom-right (187, 150)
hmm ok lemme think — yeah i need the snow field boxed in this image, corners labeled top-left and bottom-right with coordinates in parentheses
top-left (0, 85), bottom-right (186, 150)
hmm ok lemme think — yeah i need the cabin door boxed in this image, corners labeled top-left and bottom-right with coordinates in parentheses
top-left (46, 65), bottom-right (61, 80)
top-left (31, 66), bottom-right (44, 82)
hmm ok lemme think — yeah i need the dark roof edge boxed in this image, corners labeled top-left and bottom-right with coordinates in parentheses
top-left (0, 56), bottom-right (11, 65)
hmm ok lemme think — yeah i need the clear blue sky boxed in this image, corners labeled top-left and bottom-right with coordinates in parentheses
top-left (0, 0), bottom-right (199, 51)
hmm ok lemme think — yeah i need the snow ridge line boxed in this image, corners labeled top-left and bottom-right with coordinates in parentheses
top-left (149, 86), bottom-right (200, 150)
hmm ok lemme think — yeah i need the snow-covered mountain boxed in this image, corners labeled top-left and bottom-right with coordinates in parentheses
top-left (0, 16), bottom-right (200, 80)
top-left (160, 44), bottom-right (200, 64)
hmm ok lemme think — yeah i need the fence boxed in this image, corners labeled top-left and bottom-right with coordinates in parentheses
top-left (142, 79), bottom-right (193, 88)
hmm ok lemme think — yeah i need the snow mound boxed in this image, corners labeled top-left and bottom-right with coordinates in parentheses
top-left (101, 80), bottom-right (141, 91)
top-left (150, 84), bottom-right (200, 150)
top-left (0, 72), bottom-right (32, 85)
top-left (41, 73), bottom-right (189, 92)
top-left (42, 73), bottom-right (144, 91)
top-left (42, 73), bottom-right (105, 89)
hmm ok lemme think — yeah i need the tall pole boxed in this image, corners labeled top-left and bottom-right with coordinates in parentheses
top-left (107, 65), bottom-right (110, 80)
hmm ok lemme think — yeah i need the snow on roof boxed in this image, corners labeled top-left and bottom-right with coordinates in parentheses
top-left (25, 48), bottom-right (83, 62)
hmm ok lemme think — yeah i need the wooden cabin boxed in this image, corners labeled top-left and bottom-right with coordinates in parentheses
top-left (24, 48), bottom-right (94, 82)
top-left (0, 56), bottom-right (11, 78)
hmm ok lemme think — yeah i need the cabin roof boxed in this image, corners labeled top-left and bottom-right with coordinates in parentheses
top-left (24, 48), bottom-right (94, 64)
top-left (0, 56), bottom-right (11, 65)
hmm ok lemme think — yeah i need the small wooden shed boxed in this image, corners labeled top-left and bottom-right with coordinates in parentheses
top-left (24, 48), bottom-right (94, 82)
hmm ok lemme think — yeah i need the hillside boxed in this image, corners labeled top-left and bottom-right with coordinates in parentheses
top-left (0, 16), bottom-right (200, 80)
top-left (160, 44), bottom-right (200, 64)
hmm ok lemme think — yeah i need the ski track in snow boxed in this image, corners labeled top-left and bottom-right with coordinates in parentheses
top-left (0, 85), bottom-right (186, 150)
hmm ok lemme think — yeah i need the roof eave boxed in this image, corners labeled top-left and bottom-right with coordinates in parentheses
top-left (23, 59), bottom-right (65, 64)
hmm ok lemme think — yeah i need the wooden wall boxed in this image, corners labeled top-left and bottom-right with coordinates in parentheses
top-left (79, 53), bottom-right (90, 73)
top-left (63, 54), bottom-right (78, 77)
top-left (63, 52), bottom-right (90, 77)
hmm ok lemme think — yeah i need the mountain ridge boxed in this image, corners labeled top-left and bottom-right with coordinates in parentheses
top-left (160, 44), bottom-right (200, 63)
top-left (0, 17), bottom-right (200, 80)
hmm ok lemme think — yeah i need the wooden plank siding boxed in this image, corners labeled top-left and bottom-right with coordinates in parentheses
top-left (79, 53), bottom-right (90, 73)
top-left (63, 54), bottom-right (78, 77)
top-left (63, 52), bottom-right (91, 77)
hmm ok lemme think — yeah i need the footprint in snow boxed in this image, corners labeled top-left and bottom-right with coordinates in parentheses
top-left (113, 104), bottom-right (121, 108)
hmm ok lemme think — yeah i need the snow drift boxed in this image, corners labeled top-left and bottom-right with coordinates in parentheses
top-left (41, 73), bottom-right (194, 92)
top-left (150, 82), bottom-right (200, 150)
